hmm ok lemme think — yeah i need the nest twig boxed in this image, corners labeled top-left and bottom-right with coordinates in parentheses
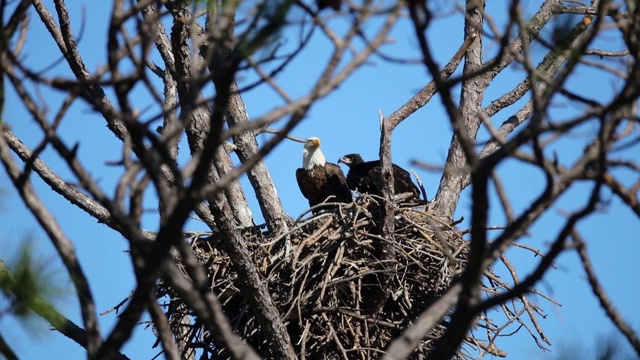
top-left (151, 196), bottom-right (550, 359)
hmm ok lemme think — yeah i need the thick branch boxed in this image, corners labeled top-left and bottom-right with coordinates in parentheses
top-left (384, 32), bottom-right (477, 129)
top-left (431, 0), bottom-right (486, 220)
top-left (2, 130), bottom-right (113, 225)
top-left (162, 240), bottom-right (262, 360)
top-left (209, 191), bottom-right (296, 359)
top-left (226, 82), bottom-right (287, 233)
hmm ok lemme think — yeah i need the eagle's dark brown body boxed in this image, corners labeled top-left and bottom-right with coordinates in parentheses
top-left (316, 0), bottom-right (341, 11)
top-left (296, 137), bottom-right (352, 210)
top-left (296, 163), bottom-right (352, 208)
top-left (338, 153), bottom-right (420, 199)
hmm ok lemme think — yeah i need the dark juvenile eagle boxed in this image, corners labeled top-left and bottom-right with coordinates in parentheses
top-left (296, 137), bottom-right (352, 209)
top-left (316, 0), bottom-right (341, 11)
top-left (338, 153), bottom-right (420, 199)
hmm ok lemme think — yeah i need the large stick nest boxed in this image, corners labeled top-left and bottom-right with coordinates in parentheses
top-left (156, 196), bottom-right (540, 359)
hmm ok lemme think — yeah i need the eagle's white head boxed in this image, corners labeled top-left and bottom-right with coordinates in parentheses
top-left (302, 137), bottom-right (326, 169)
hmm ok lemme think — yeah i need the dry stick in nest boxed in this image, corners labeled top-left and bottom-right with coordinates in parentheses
top-left (393, 208), bottom-right (553, 358)
top-left (473, 263), bottom-right (540, 355)
top-left (499, 254), bottom-right (549, 346)
top-left (151, 197), bottom-right (549, 359)
top-left (476, 257), bottom-right (550, 354)
top-left (278, 206), bottom-right (367, 355)
top-left (291, 215), bottom-right (334, 268)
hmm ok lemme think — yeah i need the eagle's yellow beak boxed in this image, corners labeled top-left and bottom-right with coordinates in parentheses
top-left (307, 137), bottom-right (321, 148)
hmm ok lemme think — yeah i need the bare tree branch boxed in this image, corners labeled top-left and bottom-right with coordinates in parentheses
top-left (572, 229), bottom-right (640, 357)
top-left (2, 0), bottom-right (638, 358)
top-left (0, 133), bottom-right (103, 356)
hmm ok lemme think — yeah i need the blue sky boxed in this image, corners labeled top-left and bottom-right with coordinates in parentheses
top-left (1, 1), bottom-right (638, 359)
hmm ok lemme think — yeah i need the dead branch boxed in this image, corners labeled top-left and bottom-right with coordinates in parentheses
top-left (572, 230), bottom-right (640, 357)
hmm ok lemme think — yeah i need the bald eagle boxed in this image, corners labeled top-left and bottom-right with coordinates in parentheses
top-left (338, 153), bottom-right (421, 200)
top-left (296, 138), bottom-right (352, 210)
